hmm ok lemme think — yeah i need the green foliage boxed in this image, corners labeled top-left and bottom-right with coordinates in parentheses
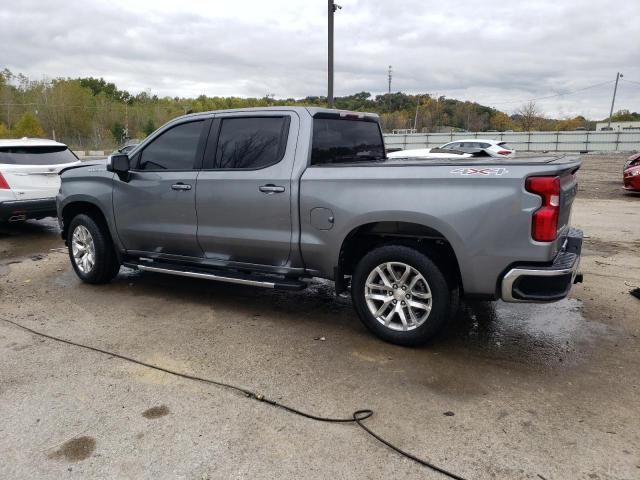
top-left (12, 112), bottom-right (45, 138)
top-left (608, 109), bottom-right (640, 122)
top-left (143, 118), bottom-right (156, 136)
top-left (111, 121), bottom-right (125, 142)
top-left (79, 77), bottom-right (131, 103)
top-left (0, 122), bottom-right (10, 138)
top-left (0, 68), bottom-right (619, 148)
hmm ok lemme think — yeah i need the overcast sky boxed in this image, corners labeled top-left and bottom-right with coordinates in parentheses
top-left (1, 0), bottom-right (639, 119)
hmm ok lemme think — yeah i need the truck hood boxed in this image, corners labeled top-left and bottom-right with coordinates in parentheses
top-left (59, 159), bottom-right (108, 175)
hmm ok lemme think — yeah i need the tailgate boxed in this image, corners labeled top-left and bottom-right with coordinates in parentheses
top-left (552, 167), bottom-right (580, 253)
top-left (558, 169), bottom-right (578, 231)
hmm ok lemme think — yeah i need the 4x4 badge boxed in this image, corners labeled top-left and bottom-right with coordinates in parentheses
top-left (450, 167), bottom-right (508, 176)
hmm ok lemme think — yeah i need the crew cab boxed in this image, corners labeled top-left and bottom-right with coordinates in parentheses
top-left (1, 139), bottom-right (79, 222)
top-left (57, 107), bottom-right (583, 345)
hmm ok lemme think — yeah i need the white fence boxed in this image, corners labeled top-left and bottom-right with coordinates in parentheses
top-left (383, 131), bottom-right (640, 153)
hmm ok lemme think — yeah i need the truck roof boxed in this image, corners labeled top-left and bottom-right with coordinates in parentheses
top-left (0, 138), bottom-right (68, 148)
top-left (179, 106), bottom-right (379, 120)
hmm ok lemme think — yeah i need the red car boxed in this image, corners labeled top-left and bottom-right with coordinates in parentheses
top-left (623, 152), bottom-right (640, 192)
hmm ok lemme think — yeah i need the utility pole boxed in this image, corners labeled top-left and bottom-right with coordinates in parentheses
top-left (607, 72), bottom-right (623, 128)
top-left (327, 1), bottom-right (341, 108)
top-left (388, 65), bottom-right (392, 93)
top-left (413, 95), bottom-right (420, 131)
top-left (123, 103), bottom-right (129, 143)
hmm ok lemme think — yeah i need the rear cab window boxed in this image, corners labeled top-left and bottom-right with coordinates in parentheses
top-left (311, 114), bottom-right (385, 165)
top-left (0, 146), bottom-right (78, 165)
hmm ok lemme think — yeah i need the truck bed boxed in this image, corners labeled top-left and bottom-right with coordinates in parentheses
top-left (340, 153), bottom-right (581, 168)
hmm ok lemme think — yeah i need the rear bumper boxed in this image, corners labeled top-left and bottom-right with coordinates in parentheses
top-left (501, 228), bottom-right (583, 302)
top-left (0, 197), bottom-right (57, 222)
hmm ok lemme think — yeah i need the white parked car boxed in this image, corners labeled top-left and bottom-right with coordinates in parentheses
top-left (0, 138), bottom-right (80, 222)
top-left (388, 139), bottom-right (516, 159)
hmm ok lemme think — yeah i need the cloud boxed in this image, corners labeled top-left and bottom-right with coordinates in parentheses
top-left (1, 0), bottom-right (639, 118)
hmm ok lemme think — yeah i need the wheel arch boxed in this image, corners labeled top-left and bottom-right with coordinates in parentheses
top-left (336, 220), bottom-right (464, 293)
top-left (60, 200), bottom-right (121, 260)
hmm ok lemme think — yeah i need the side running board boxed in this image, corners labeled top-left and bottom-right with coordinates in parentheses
top-left (125, 263), bottom-right (307, 291)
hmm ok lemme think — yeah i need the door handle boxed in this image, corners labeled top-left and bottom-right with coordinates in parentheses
top-left (171, 183), bottom-right (192, 191)
top-left (259, 184), bottom-right (285, 194)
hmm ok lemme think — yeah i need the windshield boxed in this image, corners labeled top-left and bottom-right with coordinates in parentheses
top-left (0, 146), bottom-right (78, 165)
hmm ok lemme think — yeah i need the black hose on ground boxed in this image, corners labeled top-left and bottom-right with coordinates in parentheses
top-left (2, 318), bottom-right (468, 480)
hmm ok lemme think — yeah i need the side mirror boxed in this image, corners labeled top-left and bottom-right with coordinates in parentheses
top-left (107, 153), bottom-right (130, 181)
top-left (108, 153), bottom-right (130, 174)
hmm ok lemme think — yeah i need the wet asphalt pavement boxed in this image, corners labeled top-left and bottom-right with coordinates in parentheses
top-left (1, 191), bottom-right (639, 479)
top-left (0, 217), bottom-right (609, 371)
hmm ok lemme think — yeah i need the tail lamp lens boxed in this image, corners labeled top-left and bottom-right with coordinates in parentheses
top-left (526, 176), bottom-right (560, 242)
top-left (0, 172), bottom-right (10, 190)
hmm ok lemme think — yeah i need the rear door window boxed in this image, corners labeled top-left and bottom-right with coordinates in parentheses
top-left (0, 146), bottom-right (78, 165)
top-left (443, 142), bottom-right (462, 150)
top-left (311, 118), bottom-right (385, 165)
top-left (213, 117), bottom-right (289, 169)
top-left (138, 120), bottom-right (204, 171)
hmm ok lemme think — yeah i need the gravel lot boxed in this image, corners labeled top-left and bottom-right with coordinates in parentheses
top-left (1, 154), bottom-right (639, 479)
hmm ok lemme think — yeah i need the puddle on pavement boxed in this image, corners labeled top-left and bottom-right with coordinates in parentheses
top-left (230, 279), bottom-right (610, 370)
top-left (46, 259), bottom-right (612, 372)
top-left (0, 218), bottom-right (62, 262)
top-left (437, 298), bottom-right (611, 368)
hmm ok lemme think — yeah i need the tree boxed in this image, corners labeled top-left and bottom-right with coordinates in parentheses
top-left (143, 119), bottom-right (156, 136)
top-left (110, 121), bottom-right (125, 143)
top-left (557, 116), bottom-right (588, 131)
top-left (12, 112), bottom-right (45, 138)
top-left (608, 109), bottom-right (640, 122)
top-left (489, 111), bottom-right (515, 131)
top-left (0, 122), bottom-right (10, 138)
top-left (515, 101), bottom-right (541, 131)
top-left (79, 77), bottom-right (131, 103)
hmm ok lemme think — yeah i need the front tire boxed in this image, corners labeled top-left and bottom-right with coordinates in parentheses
top-left (67, 214), bottom-right (120, 284)
top-left (351, 245), bottom-right (451, 346)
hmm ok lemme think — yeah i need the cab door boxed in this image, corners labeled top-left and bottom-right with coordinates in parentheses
top-left (195, 113), bottom-right (297, 266)
top-left (113, 119), bottom-right (209, 257)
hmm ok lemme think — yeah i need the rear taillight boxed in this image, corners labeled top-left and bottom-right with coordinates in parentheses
top-left (497, 150), bottom-right (511, 156)
top-left (0, 171), bottom-right (10, 190)
top-left (526, 176), bottom-right (560, 242)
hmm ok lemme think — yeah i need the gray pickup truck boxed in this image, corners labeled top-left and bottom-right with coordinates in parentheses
top-left (57, 107), bottom-right (583, 345)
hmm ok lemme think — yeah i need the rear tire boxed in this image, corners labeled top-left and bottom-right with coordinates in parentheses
top-left (67, 214), bottom-right (120, 284)
top-left (351, 245), bottom-right (451, 346)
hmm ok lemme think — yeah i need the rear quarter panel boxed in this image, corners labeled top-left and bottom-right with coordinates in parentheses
top-left (299, 160), bottom-right (579, 296)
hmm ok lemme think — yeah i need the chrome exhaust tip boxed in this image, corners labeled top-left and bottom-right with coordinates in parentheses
top-left (8, 214), bottom-right (27, 222)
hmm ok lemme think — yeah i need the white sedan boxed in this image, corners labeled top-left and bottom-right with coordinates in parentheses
top-left (388, 139), bottom-right (516, 159)
top-left (0, 138), bottom-right (80, 222)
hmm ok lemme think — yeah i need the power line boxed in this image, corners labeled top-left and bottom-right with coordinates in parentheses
top-left (620, 78), bottom-right (640, 87)
top-left (487, 80), bottom-right (615, 106)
